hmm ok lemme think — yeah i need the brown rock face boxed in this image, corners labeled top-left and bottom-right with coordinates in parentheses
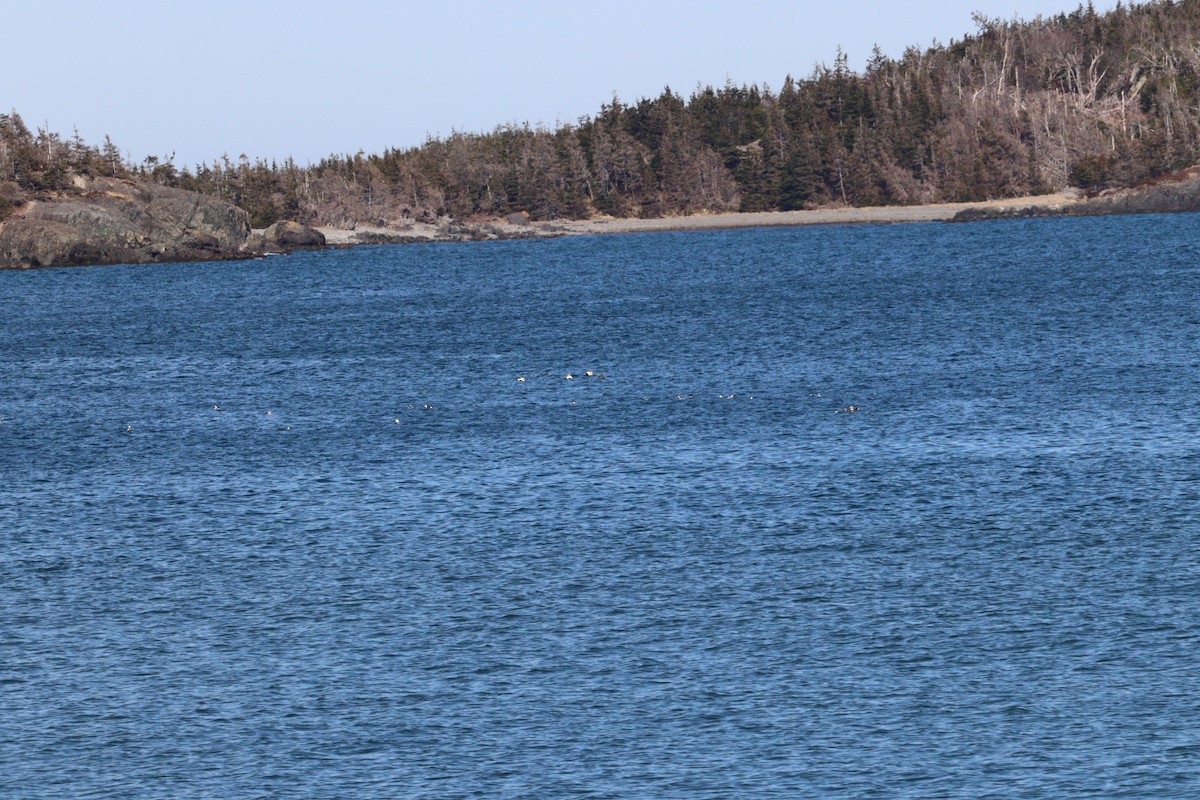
top-left (0, 177), bottom-right (251, 268)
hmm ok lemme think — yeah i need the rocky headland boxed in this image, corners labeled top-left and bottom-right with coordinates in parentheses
top-left (0, 177), bottom-right (252, 268)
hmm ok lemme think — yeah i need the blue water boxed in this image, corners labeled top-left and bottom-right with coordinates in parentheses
top-left (3, 215), bottom-right (1199, 798)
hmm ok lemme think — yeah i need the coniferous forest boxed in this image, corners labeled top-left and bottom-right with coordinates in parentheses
top-left (6, 1), bottom-right (1200, 228)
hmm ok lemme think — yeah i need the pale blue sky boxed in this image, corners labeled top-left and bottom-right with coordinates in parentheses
top-left (3, 1), bottom-right (1115, 168)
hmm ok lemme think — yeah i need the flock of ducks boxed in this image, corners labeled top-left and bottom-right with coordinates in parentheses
top-left (517, 370), bottom-right (607, 382)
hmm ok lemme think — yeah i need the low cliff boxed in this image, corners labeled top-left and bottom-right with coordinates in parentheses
top-left (0, 177), bottom-right (252, 269)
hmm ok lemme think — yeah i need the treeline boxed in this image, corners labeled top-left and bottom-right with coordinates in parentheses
top-left (8, 1), bottom-right (1200, 227)
top-left (0, 114), bottom-right (124, 218)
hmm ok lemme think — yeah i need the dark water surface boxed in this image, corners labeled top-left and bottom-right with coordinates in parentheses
top-left (3, 215), bottom-right (1199, 798)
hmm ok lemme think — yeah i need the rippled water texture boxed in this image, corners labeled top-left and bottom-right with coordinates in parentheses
top-left (3, 215), bottom-right (1200, 798)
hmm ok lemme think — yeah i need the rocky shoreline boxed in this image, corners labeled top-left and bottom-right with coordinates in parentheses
top-left (312, 192), bottom-right (1085, 248)
top-left (0, 178), bottom-right (337, 270)
top-left (314, 217), bottom-right (570, 247)
top-left (6, 168), bottom-right (1200, 269)
top-left (0, 177), bottom-right (252, 269)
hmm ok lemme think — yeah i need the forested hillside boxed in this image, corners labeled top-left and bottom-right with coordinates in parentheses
top-left (7, 0), bottom-right (1200, 228)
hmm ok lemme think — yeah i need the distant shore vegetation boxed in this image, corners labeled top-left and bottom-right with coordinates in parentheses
top-left (5, 1), bottom-right (1200, 228)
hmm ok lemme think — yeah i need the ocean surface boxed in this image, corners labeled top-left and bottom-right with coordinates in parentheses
top-left (2, 215), bottom-right (1199, 798)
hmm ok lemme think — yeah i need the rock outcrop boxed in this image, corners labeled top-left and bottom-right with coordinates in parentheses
top-left (0, 177), bottom-right (252, 268)
top-left (262, 219), bottom-right (326, 247)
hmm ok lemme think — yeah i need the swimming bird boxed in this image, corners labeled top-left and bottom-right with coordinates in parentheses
top-left (517, 376), bottom-right (526, 382)
top-left (585, 371), bottom-right (594, 378)
top-left (565, 373), bottom-right (574, 380)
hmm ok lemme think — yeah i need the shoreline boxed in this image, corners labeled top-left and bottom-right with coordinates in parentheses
top-left (315, 191), bottom-right (1084, 246)
top-left (0, 187), bottom-right (1115, 269)
top-left (549, 191), bottom-right (1084, 235)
